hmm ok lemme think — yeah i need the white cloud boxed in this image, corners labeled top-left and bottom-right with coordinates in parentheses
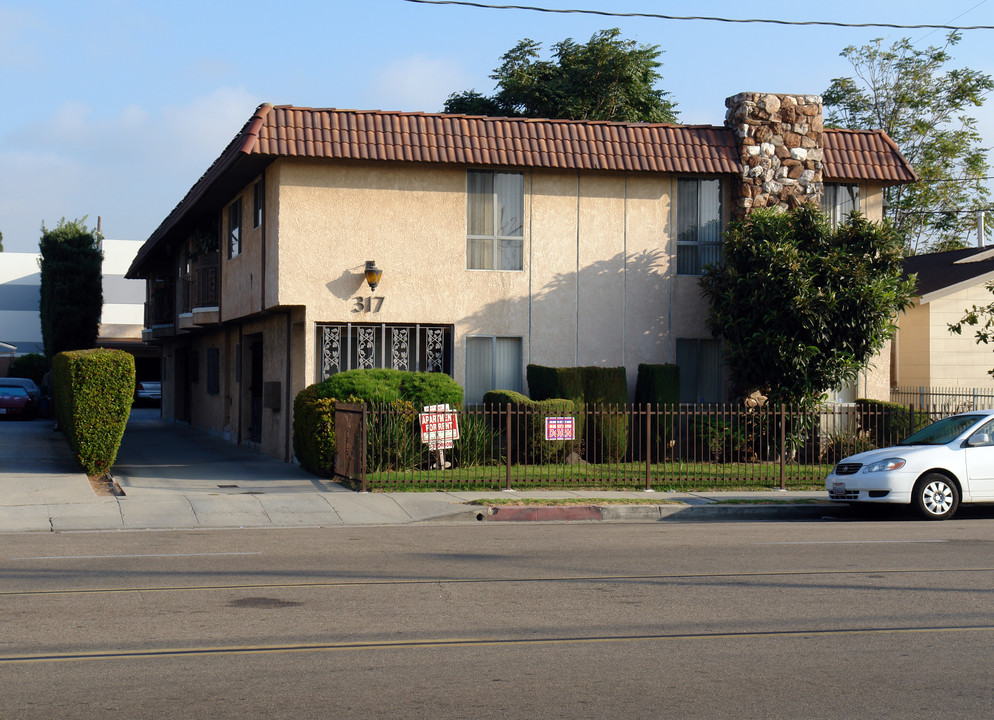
top-left (366, 54), bottom-right (473, 112)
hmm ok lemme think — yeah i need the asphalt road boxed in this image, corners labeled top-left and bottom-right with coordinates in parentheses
top-left (4, 518), bottom-right (994, 719)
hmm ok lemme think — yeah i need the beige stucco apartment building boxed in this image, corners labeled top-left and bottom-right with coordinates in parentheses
top-left (896, 247), bottom-right (994, 390)
top-left (128, 93), bottom-right (916, 461)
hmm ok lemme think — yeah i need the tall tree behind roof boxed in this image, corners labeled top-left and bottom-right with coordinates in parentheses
top-left (444, 29), bottom-right (678, 123)
top-left (824, 32), bottom-right (993, 253)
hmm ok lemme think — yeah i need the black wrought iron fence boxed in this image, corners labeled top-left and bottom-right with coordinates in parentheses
top-left (344, 401), bottom-right (933, 492)
top-left (891, 386), bottom-right (994, 415)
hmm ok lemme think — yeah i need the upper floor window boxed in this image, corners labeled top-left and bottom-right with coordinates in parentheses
top-left (676, 178), bottom-right (723, 275)
top-left (467, 170), bottom-right (524, 271)
top-left (822, 184), bottom-right (860, 227)
top-left (227, 199), bottom-right (242, 259)
top-left (253, 179), bottom-right (264, 228)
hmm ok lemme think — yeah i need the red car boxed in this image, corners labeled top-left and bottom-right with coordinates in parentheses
top-left (0, 385), bottom-right (32, 419)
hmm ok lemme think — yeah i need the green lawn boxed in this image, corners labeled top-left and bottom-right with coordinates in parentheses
top-left (362, 460), bottom-right (832, 492)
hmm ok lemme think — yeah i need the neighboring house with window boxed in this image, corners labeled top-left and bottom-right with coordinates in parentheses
top-left (127, 93), bottom-right (915, 461)
top-left (893, 247), bottom-right (994, 390)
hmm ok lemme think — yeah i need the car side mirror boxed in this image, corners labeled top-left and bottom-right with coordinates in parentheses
top-left (968, 433), bottom-right (991, 447)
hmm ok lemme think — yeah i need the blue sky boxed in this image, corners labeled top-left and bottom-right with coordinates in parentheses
top-left (2, 0), bottom-right (993, 252)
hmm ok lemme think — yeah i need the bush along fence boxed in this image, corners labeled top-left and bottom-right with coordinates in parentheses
top-left (323, 400), bottom-right (937, 492)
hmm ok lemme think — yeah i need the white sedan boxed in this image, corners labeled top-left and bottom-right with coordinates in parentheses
top-left (826, 410), bottom-right (994, 520)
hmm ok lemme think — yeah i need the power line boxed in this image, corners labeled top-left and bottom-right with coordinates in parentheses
top-left (404, 0), bottom-right (994, 30)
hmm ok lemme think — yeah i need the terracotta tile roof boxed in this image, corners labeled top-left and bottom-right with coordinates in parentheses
top-left (246, 105), bottom-right (742, 174)
top-left (823, 129), bottom-right (918, 183)
top-left (128, 104), bottom-right (918, 277)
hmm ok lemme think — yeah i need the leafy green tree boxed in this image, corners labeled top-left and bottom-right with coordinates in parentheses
top-left (7, 353), bottom-right (49, 385)
top-left (39, 218), bottom-right (103, 358)
top-left (700, 205), bottom-right (915, 409)
top-left (823, 32), bottom-right (993, 253)
top-left (444, 28), bottom-right (677, 123)
top-left (0, 229), bottom-right (4, 251)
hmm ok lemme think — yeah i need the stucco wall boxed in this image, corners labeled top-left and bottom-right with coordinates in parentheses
top-left (926, 287), bottom-right (994, 387)
top-left (221, 183), bottom-right (265, 321)
top-left (271, 160), bottom-right (681, 396)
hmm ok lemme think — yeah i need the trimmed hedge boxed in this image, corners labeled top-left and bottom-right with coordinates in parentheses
top-left (634, 364), bottom-right (679, 406)
top-left (293, 384), bottom-right (337, 477)
top-left (316, 368), bottom-right (463, 407)
top-left (525, 365), bottom-right (628, 462)
top-left (7, 352), bottom-right (49, 386)
top-left (635, 364), bottom-right (680, 459)
top-left (293, 369), bottom-right (464, 477)
top-left (855, 398), bottom-right (930, 445)
top-left (52, 349), bottom-right (134, 477)
top-left (483, 390), bottom-right (578, 463)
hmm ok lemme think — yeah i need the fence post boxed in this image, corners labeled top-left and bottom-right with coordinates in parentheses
top-left (505, 403), bottom-right (512, 491)
top-left (360, 403), bottom-right (368, 494)
top-left (779, 404), bottom-right (786, 491)
top-left (644, 403), bottom-right (652, 491)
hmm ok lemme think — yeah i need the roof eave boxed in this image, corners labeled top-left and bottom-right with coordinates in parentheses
top-left (126, 104), bottom-right (275, 279)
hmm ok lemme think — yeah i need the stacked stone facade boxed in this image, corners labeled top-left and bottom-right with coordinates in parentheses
top-left (725, 92), bottom-right (824, 218)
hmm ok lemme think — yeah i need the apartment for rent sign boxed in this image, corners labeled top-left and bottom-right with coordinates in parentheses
top-left (419, 404), bottom-right (460, 450)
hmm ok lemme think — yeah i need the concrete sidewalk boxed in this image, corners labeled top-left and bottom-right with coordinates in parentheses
top-left (0, 409), bottom-right (835, 533)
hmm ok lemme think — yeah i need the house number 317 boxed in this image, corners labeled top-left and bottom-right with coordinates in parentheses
top-left (353, 296), bottom-right (385, 313)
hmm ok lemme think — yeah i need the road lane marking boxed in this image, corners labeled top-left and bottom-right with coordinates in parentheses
top-left (2, 567), bottom-right (993, 598)
top-left (2, 625), bottom-right (993, 665)
top-left (757, 540), bottom-right (949, 545)
top-left (8, 552), bottom-right (263, 560)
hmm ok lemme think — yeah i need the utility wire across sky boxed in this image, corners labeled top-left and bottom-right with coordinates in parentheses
top-left (404, 0), bottom-right (994, 30)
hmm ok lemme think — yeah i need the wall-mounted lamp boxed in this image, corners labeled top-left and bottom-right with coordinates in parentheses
top-left (364, 260), bottom-right (383, 292)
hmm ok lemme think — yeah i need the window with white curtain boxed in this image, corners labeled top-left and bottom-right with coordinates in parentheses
top-left (821, 184), bottom-right (860, 227)
top-left (676, 338), bottom-right (723, 403)
top-left (467, 170), bottom-right (524, 271)
top-left (464, 336), bottom-right (523, 403)
top-left (227, 198), bottom-right (241, 259)
top-left (676, 178), bottom-right (723, 275)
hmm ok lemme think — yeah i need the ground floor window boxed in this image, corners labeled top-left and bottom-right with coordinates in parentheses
top-left (318, 323), bottom-right (453, 380)
top-left (676, 337), bottom-right (723, 403)
top-left (465, 336), bottom-right (523, 404)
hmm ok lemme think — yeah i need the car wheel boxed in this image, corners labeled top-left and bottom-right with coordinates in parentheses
top-left (912, 473), bottom-right (960, 520)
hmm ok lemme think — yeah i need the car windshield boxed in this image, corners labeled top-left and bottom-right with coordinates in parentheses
top-left (0, 386), bottom-right (28, 398)
top-left (898, 414), bottom-right (987, 446)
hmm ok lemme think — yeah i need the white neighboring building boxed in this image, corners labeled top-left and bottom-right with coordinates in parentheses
top-left (0, 239), bottom-right (152, 375)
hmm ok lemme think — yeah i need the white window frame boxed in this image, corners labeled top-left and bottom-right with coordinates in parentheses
top-left (822, 183), bottom-right (860, 227)
top-left (676, 178), bottom-right (724, 276)
top-left (466, 170), bottom-right (524, 271)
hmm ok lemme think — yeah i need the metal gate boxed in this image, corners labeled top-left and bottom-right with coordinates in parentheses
top-left (334, 402), bottom-right (368, 491)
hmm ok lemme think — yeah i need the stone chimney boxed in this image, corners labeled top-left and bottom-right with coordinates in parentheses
top-left (725, 92), bottom-right (824, 219)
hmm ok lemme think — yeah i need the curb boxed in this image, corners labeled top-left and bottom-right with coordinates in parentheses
top-left (455, 503), bottom-right (840, 523)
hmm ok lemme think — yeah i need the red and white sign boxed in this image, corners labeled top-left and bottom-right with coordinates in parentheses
top-left (544, 416), bottom-right (575, 441)
top-left (419, 404), bottom-right (460, 450)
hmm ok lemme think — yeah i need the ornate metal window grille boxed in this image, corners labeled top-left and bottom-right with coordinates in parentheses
top-left (321, 326), bottom-right (342, 378)
top-left (317, 323), bottom-right (452, 381)
top-left (391, 327), bottom-right (410, 371)
top-left (425, 328), bottom-right (444, 372)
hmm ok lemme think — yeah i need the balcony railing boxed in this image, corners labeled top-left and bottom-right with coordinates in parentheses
top-left (194, 255), bottom-right (219, 308)
top-left (146, 285), bottom-right (175, 326)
